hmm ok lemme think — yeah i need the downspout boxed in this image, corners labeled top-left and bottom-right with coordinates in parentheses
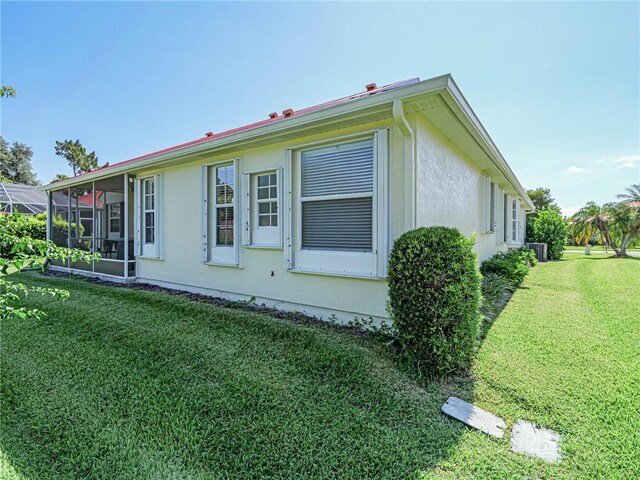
top-left (392, 99), bottom-right (417, 229)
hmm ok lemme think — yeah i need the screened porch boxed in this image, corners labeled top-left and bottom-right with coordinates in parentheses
top-left (48, 174), bottom-right (136, 278)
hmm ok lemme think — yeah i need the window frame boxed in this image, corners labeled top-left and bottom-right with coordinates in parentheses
top-left (135, 174), bottom-right (162, 259)
top-left (285, 129), bottom-right (389, 279)
top-left (511, 198), bottom-right (521, 244)
top-left (201, 158), bottom-right (240, 266)
top-left (108, 203), bottom-right (121, 235)
top-left (243, 168), bottom-right (283, 248)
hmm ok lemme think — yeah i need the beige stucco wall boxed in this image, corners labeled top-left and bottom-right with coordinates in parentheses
top-left (415, 115), bottom-right (512, 261)
top-left (135, 120), bottom-right (407, 323)
top-left (129, 113), bottom-right (524, 322)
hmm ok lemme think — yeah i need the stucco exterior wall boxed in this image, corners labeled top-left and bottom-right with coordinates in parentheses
top-left (415, 115), bottom-right (509, 261)
top-left (135, 120), bottom-right (406, 323)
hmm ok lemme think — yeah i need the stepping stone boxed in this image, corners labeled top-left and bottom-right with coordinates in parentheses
top-left (441, 397), bottom-right (506, 438)
top-left (510, 419), bottom-right (562, 463)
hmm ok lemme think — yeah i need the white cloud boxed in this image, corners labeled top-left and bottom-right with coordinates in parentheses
top-left (561, 206), bottom-right (581, 218)
top-left (565, 166), bottom-right (586, 174)
top-left (612, 154), bottom-right (640, 169)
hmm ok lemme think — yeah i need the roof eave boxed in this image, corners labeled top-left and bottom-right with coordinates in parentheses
top-left (43, 75), bottom-right (451, 191)
top-left (440, 76), bottom-right (534, 210)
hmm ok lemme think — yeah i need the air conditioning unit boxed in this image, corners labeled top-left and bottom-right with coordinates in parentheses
top-left (526, 243), bottom-right (548, 262)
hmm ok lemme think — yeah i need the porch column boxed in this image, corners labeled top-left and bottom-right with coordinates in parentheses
top-left (124, 173), bottom-right (129, 279)
top-left (92, 181), bottom-right (96, 272)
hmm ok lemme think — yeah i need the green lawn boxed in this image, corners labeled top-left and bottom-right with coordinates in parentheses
top-left (1, 254), bottom-right (638, 478)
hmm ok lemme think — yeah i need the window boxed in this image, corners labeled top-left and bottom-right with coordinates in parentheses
top-left (287, 131), bottom-right (388, 278)
top-left (203, 160), bottom-right (239, 265)
top-left (143, 178), bottom-right (155, 245)
top-left (245, 170), bottom-right (281, 247)
top-left (137, 175), bottom-right (161, 258)
top-left (257, 173), bottom-right (278, 227)
top-left (109, 203), bottom-right (121, 234)
top-left (301, 138), bottom-right (374, 252)
top-left (215, 164), bottom-right (235, 247)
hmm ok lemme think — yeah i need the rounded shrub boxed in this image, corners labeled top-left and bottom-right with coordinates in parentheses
top-left (530, 208), bottom-right (568, 260)
top-left (387, 226), bottom-right (481, 378)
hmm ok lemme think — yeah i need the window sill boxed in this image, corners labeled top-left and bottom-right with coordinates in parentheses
top-left (204, 261), bottom-right (241, 268)
top-left (137, 255), bottom-right (164, 261)
top-left (245, 245), bottom-right (283, 250)
top-left (289, 267), bottom-right (384, 281)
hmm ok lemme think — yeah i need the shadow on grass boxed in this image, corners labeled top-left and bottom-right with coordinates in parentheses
top-left (0, 272), bottom-right (474, 478)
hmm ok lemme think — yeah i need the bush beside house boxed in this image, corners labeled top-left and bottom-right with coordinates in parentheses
top-left (0, 212), bottom-right (79, 257)
top-left (529, 207), bottom-right (568, 260)
top-left (387, 226), bottom-right (481, 378)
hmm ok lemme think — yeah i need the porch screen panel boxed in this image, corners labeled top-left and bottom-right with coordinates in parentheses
top-left (300, 138), bottom-right (374, 252)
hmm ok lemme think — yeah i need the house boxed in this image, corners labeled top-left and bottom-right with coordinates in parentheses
top-left (43, 75), bottom-right (534, 324)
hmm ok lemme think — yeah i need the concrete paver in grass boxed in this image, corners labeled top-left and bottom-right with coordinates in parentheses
top-left (441, 397), bottom-right (506, 438)
top-left (510, 420), bottom-right (562, 463)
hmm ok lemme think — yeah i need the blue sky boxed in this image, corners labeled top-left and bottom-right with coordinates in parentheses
top-left (2, 1), bottom-right (638, 215)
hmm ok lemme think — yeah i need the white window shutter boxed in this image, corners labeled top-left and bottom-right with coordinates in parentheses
top-left (201, 166), bottom-right (209, 262)
top-left (284, 150), bottom-right (292, 270)
top-left (134, 179), bottom-right (142, 256)
top-left (242, 173), bottom-right (251, 246)
top-left (276, 167), bottom-right (284, 247)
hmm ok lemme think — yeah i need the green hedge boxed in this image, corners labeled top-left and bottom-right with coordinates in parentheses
top-left (387, 226), bottom-right (481, 378)
top-left (480, 247), bottom-right (536, 287)
top-left (0, 212), bottom-right (80, 257)
top-left (529, 208), bottom-right (568, 260)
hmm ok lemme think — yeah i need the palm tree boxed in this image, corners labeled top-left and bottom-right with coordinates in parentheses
top-left (570, 202), bottom-right (607, 246)
top-left (571, 186), bottom-right (640, 257)
top-left (617, 183), bottom-right (640, 202)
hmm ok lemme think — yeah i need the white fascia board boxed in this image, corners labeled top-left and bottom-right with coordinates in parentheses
top-left (43, 75), bottom-right (451, 191)
top-left (441, 77), bottom-right (535, 210)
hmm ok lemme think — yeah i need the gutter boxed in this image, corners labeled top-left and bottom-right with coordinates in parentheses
top-left (43, 75), bottom-right (451, 192)
top-left (43, 73), bottom-right (533, 213)
top-left (392, 99), bottom-right (417, 229)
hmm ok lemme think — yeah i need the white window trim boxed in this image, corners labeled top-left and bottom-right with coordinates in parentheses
top-left (201, 158), bottom-right (240, 267)
top-left (135, 174), bottom-right (163, 259)
top-left (284, 129), bottom-right (389, 279)
top-left (482, 176), bottom-right (497, 234)
top-left (243, 168), bottom-right (283, 248)
top-left (108, 203), bottom-right (121, 235)
top-left (510, 197), bottom-right (521, 245)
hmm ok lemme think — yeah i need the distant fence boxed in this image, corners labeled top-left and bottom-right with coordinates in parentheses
top-left (526, 243), bottom-right (548, 262)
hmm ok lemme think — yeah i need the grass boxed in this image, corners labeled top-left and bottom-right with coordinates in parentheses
top-left (1, 254), bottom-right (639, 478)
top-left (565, 244), bottom-right (640, 252)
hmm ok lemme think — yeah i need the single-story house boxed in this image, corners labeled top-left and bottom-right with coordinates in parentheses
top-left (43, 74), bottom-right (534, 324)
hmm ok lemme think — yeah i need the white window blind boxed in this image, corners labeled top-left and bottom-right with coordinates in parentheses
top-left (300, 138), bottom-right (374, 252)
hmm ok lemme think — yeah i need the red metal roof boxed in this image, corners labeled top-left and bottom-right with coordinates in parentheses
top-left (61, 78), bottom-right (420, 182)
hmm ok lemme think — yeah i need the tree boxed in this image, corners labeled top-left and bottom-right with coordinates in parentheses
top-left (52, 173), bottom-right (69, 182)
top-left (617, 184), bottom-right (640, 203)
top-left (526, 187), bottom-right (560, 241)
top-left (530, 208), bottom-right (568, 260)
top-left (1, 86), bottom-right (17, 98)
top-left (0, 136), bottom-right (40, 185)
top-left (527, 187), bottom-right (560, 212)
top-left (0, 213), bottom-right (98, 320)
top-left (570, 186), bottom-right (640, 258)
top-left (54, 139), bottom-right (108, 177)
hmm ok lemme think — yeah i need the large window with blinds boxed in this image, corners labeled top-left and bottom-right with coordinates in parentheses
top-left (301, 138), bottom-right (374, 252)
top-left (289, 132), bottom-right (388, 278)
